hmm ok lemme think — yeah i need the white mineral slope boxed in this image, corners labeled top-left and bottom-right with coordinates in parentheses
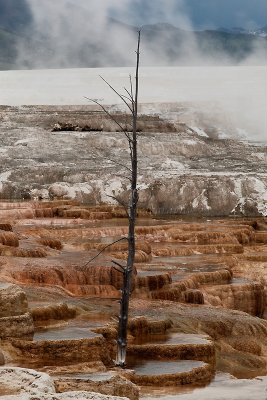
top-left (0, 105), bottom-right (266, 216)
top-left (1, 66), bottom-right (267, 141)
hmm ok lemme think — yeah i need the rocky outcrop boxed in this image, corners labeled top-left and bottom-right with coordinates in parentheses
top-left (0, 258), bottom-right (128, 297)
top-left (151, 270), bottom-right (232, 303)
top-left (55, 375), bottom-right (139, 400)
top-left (128, 340), bottom-right (215, 364)
top-left (129, 298), bottom-right (267, 378)
top-left (0, 313), bottom-right (34, 339)
top-left (31, 303), bottom-right (77, 326)
top-left (0, 367), bottom-right (55, 397)
top-left (0, 367), bottom-right (129, 400)
top-left (0, 283), bottom-right (28, 317)
top-left (0, 284), bottom-right (34, 339)
top-left (9, 336), bottom-right (112, 365)
top-left (203, 282), bottom-right (266, 317)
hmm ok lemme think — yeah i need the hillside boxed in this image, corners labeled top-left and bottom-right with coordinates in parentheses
top-left (0, 2), bottom-right (267, 69)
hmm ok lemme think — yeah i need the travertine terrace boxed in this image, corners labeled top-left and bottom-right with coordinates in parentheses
top-left (0, 105), bottom-right (266, 216)
top-left (0, 200), bottom-right (267, 398)
top-left (0, 82), bottom-right (267, 398)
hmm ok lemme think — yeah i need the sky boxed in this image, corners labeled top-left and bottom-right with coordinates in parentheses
top-left (110, 0), bottom-right (267, 30)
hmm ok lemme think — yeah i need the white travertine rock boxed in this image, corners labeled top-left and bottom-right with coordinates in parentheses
top-left (0, 284), bottom-right (28, 317)
top-left (0, 368), bottom-right (130, 400)
top-left (0, 367), bottom-right (55, 396)
top-left (4, 394), bottom-right (128, 400)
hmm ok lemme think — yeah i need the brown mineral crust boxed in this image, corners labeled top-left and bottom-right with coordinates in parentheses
top-left (151, 270), bottom-right (232, 302)
top-left (229, 337), bottom-right (262, 356)
top-left (61, 209), bottom-right (113, 220)
top-left (37, 237), bottom-right (63, 250)
top-left (183, 289), bottom-right (205, 305)
top-left (110, 250), bottom-right (151, 263)
top-left (31, 303), bottom-right (77, 323)
top-left (152, 244), bottom-right (243, 256)
top-left (0, 284), bottom-right (29, 317)
top-left (35, 200), bottom-right (79, 209)
top-left (255, 232), bottom-right (267, 243)
top-left (127, 317), bottom-right (173, 336)
top-left (0, 202), bottom-right (34, 209)
top-left (246, 253), bottom-right (267, 262)
top-left (130, 362), bottom-right (213, 386)
top-left (0, 351), bottom-right (4, 366)
top-left (0, 313), bottom-right (34, 339)
top-left (127, 299), bottom-right (267, 376)
top-left (0, 224), bottom-right (13, 231)
top-left (0, 208), bottom-right (35, 219)
top-left (9, 336), bottom-right (112, 365)
top-left (41, 361), bottom-right (106, 375)
top-left (64, 284), bottom-right (120, 297)
top-left (54, 375), bottom-right (139, 400)
top-left (203, 282), bottom-right (265, 317)
top-left (127, 342), bottom-right (215, 364)
top-left (135, 273), bottom-right (172, 292)
top-left (0, 231), bottom-right (19, 247)
top-left (0, 245), bottom-right (47, 257)
top-left (1, 261), bottom-right (128, 296)
top-left (35, 208), bottom-right (54, 218)
top-left (167, 231), bottom-right (239, 244)
top-left (84, 241), bottom-right (151, 255)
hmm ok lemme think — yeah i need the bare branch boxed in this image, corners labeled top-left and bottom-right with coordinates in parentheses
top-left (120, 93), bottom-right (133, 103)
top-left (81, 237), bottom-right (128, 268)
top-left (129, 75), bottom-right (134, 108)
top-left (112, 174), bottom-right (132, 183)
top-left (84, 97), bottom-right (129, 135)
top-left (112, 259), bottom-right (126, 272)
top-left (106, 157), bottom-right (132, 173)
top-left (124, 87), bottom-right (133, 101)
top-left (100, 76), bottom-right (133, 114)
top-left (106, 194), bottom-right (129, 217)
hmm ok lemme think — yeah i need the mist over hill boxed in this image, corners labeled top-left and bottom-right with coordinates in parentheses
top-left (0, 0), bottom-right (267, 69)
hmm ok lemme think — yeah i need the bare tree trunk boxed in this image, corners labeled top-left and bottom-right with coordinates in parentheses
top-left (116, 31), bottom-right (140, 367)
top-left (85, 31), bottom-right (141, 368)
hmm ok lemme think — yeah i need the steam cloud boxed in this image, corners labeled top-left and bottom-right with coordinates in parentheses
top-left (18, 0), bottom-right (267, 67)
top-left (17, 0), bottom-right (202, 68)
top-left (13, 0), bottom-right (267, 141)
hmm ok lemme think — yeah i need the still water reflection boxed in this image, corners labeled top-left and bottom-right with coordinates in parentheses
top-left (141, 373), bottom-right (267, 400)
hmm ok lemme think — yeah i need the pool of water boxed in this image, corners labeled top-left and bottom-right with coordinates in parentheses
top-left (34, 321), bottom-right (102, 341)
top-left (141, 373), bottom-right (267, 399)
top-left (132, 333), bottom-right (211, 346)
top-left (129, 360), bottom-right (205, 376)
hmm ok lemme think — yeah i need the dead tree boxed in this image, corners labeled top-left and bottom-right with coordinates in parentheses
top-left (86, 31), bottom-right (141, 367)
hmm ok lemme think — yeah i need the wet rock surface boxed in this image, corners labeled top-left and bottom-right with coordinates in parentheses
top-left (0, 202), bottom-right (267, 398)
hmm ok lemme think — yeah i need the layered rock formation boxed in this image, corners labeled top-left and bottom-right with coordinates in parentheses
top-left (0, 105), bottom-right (266, 216)
top-left (0, 367), bottom-right (129, 400)
top-left (0, 283), bottom-right (34, 340)
top-left (0, 202), bottom-right (267, 397)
